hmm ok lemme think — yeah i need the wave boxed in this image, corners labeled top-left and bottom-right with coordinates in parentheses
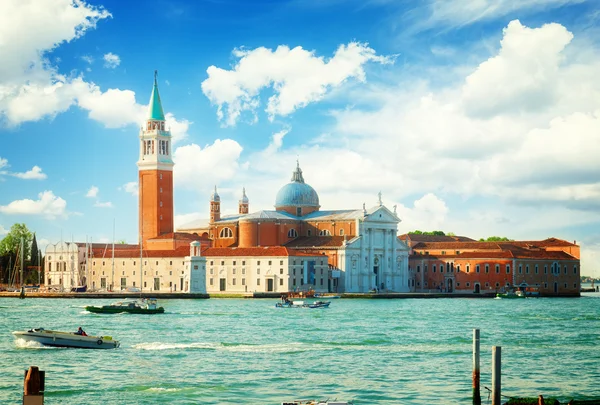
top-left (13, 338), bottom-right (61, 349)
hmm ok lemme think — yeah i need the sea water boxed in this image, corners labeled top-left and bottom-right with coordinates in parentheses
top-left (1, 294), bottom-right (599, 404)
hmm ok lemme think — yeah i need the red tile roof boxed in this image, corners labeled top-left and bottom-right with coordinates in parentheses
top-left (284, 236), bottom-right (346, 248)
top-left (90, 245), bottom-right (192, 259)
top-left (202, 246), bottom-right (322, 257)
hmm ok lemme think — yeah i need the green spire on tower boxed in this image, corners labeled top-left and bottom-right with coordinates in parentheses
top-left (148, 70), bottom-right (165, 121)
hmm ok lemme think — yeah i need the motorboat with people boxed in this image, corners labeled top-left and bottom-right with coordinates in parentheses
top-left (275, 299), bottom-right (331, 309)
top-left (85, 298), bottom-right (164, 314)
top-left (13, 328), bottom-right (120, 349)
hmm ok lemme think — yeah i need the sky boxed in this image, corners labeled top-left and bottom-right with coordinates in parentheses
top-left (0, 0), bottom-right (599, 277)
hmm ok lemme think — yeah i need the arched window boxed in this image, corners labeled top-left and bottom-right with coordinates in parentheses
top-left (219, 228), bottom-right (233, 238)
top-left (288, 229), bottom-right (298, 238)
top-left (339, 229), bottom-right (344, 236)
top-left (319, 229), bottom-right (331, 236)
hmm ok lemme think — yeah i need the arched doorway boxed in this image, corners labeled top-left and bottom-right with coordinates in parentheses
top-left (554, 282), bottom-right (558, 294)
top-left (373, 257), bottom-right (379, 291)
top-left (447, 278), bottom-right (453, 293)
top-left (474, 283), bottom-right (480, 294)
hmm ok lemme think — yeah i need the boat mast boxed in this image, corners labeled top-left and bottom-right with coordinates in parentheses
top-left (111, 219), bottom-right (115, 291)
top-left (20, 236), bottom-right (24, 287)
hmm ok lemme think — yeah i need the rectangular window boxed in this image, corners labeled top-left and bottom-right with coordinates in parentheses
top-left (280, 279), bottom-right (284, 286)
top-left (424, 265), bottom-right (428, 273)
top-left (526, 265), bottom-right (529, 274)
top-left (233, 269), bottom-right (236, 275)
top-left (293, 279), bottom-right (296, 286)
top-left (210, 278), bottom-right (213, 285)
top-left (242, 278), bottom-right (246, 285)
top-left (233, 261), bottom-right (236, 265)
top-left (100, 278), bottom-right (106, 288)
top-left (495, 265), bottom-right (499, 274)
top-left (257, 279), bottom-right (261, 286)
top-left (573, 266), bottom-right (577, 274)
top-left (280, 269), bottom-right (283, 274)
top-left (280, 260), bottom-right (283, 265)
top-left (433, 265), bottom-right (436, 273)
top-left (544, 265), bottom-right (548, 274)
top-left (441, 251), bottom-right (446, 255)
top-left (242, 261), bottom-right (246, 265)
top-left (257, 261), bottom-right (261, 265)
top-left (417, 265), bottom-right (421, 273)
top-left (257, 269), bottom-right (260, 275)
top-left (242, 268), bottom-right (246, 275)
top-left (210, 261), bottom-right (213, 265)
top-left (506, 265), bottom-right (510, 274)
top-left (519, 265), bottom-right (522, 274)
top-left (476, 265), bottom-right (480, 273)
top-left (466, 265), bottom-right (470, 273)
top-left (268, 261), bottom-right (272, 265)
top-left (485, 264), bottom-right (489, 273)
top-left (535, 265), bottom-right (538, 274)
top-left (221, 261), bottom-right (224, 266)
top-left (232, 279), bottom-right (236, 286)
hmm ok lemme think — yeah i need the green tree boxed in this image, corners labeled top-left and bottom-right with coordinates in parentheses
top-left (0, 223), bottom-right (33, 259)
top-left (409, 230), bottom-right (446, 236)
top-left (480, 236), bottom-right (512, 242)
top-left (30, 233), bottom-right (39, 267)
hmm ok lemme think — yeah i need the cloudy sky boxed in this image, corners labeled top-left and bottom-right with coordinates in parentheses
top-left (0, 0), bottom-right (599, 276)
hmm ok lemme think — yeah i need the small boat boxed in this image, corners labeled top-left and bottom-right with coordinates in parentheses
top-left (13, 328), bottom-right (120, 349)
top-left (275, 300), bottom-right (331, 309)
top-left (71, 285), bottom-right (87, 293)
top-left (496, 290), bottom-right (525, 299)
top-left (86, 298), bottom-right (164, 314)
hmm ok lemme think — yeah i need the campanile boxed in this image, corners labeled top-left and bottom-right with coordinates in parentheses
top-left (137, 71), bottom-right (174, 247)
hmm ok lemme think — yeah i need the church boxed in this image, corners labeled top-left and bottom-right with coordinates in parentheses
top-left (44, 73), bottom-right (411, 294)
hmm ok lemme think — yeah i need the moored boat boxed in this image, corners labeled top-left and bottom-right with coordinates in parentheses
top-left (13, 328), bottom-right (120, 349)
top-left (496, 290), bottom-right (525, 299)
top-left (86, 298), bottom-right (164, 314)
top-left (275, 300), bottom-right (331, 308)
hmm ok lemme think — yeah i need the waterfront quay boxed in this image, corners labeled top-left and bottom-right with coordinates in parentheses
top-left (0, 291), bottom-right (581, 299)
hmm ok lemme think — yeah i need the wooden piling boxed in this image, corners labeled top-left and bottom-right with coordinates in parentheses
top-left (23, 366), bottom-right (44, 405)
top-left (492, 346), bottom-right (501, 405)
top-left (472, 329), bottom-right (481, 405)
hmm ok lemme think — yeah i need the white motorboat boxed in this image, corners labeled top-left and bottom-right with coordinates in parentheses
top-left (13, 328), bottom-right (120, 349)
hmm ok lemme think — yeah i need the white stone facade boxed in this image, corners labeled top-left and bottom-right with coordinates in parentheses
top-left (337, 206), bottom-right (410, 293)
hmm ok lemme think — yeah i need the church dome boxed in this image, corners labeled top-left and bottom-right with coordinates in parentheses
top-left (274, 162), bottom-right (320, 209)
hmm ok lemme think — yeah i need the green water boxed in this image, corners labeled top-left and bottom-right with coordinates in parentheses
top-left (1, 294), bottom-right (599, 404)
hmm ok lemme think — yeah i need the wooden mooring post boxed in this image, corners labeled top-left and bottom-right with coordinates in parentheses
top-left (492, 346), bottom-right (501, 405)
top-left (23, 366), bottom-right (45, 405)
top-left (473, 329), bottom-right (481, 405)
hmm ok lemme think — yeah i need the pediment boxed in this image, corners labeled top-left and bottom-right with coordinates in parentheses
top-left (364, 205), bottom-right (399, 224)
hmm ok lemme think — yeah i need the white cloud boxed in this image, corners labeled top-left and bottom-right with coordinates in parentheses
top-left (11, 165), bottom-right (47, 180)
top-left (0, 190), bottom-right (67, 219)
top-left (86, 186), bottom-right (99, 198)
top-left (0, 1), bottom-right (192, 137)
top-left (165, 113), bottom-right (191, 144)
top-left (103, 52), bottom-right (120, 69)
top-left (173, 139), bottom-right (243, 189)
top-left (174, 212), bottom-right (204, 229)
top-left (461, 20), bottom-right (573, 118)
top-left (121, 182), bottom-right (138, 196)
top-left (81, 55), bottom-right (94, 64)
top-left (0, 0), bottom-right (110, 125)
top-left (425, 0), bottom-right (586, 28)
top-left (396, 194), bottom-right (449, 233)
top-left (93, 201), bottom-right (113, 208)
top-left (201, 42), bottom-right (393, 126)
top-left (263, 128), bottom-right (290, 156)
top-left (0, 224), bottom-right (8, 236)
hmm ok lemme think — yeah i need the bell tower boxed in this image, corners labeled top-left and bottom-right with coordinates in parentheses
top-left (238, 187), bottom-right (249, 214)
top-left (137, 71), bottom-right (174, 248)
top-left (210, 186), bottom-right (221, 223)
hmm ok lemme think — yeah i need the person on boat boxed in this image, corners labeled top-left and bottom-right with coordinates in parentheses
top-left (75, 327), bottom-right (87, 336)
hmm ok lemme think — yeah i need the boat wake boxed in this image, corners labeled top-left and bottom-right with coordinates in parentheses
top-left (145, 387), bottom-right (182, 393)
top-left (14, 338), bottom-right (56, 349)
top-left (133, 342), bottom-right (217, 351)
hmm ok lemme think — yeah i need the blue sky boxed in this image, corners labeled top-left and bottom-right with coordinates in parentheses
top-left (1, 0), bottom-right (599, 276)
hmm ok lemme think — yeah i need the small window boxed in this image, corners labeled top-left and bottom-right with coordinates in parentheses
top-left (307, 230), bottom-right (312, 236)
top-left (340, 229), bottom-right (344, 236)
top-left (242, 261), bottom-right (246, 265)
top-left (495, 265), bottom-right (499, 274)
top-left (288, 229), bottom-right (298, 238)
top-left (476, 265), bottom-right (480, 273)
top-left (257, 279), bottom-right (261, 286)
top-left (257, 261), bottom-right (261, 265)
top-left (221, 261), bottom-right (225, 266)
top-left (466, 265), bottom-right (470, 273)
top-left (280, 260), bottom-right (283, 265)
top-left (268, 261), bottom-right (272, 265)
top-left (280, 269), bottom-right (283, 274)
top-left (280, 279), bottom-right (284, 286)
top-left (319, 229), bottom-right (331, 236)
top-left (506, 265), bottom-right (510, 274)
